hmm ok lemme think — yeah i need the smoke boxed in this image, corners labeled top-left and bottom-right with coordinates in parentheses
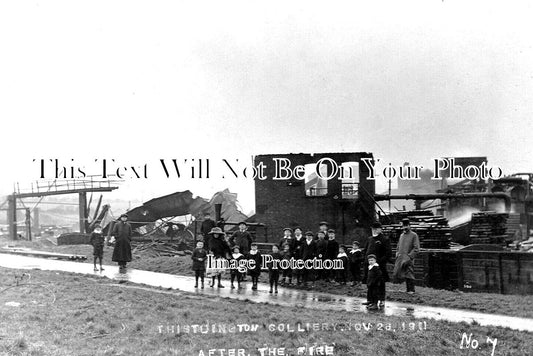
top-left (447, 207), bottom-right (480, 227)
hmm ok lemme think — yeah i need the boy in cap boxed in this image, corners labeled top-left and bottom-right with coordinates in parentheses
top-left (247, 243), bottom-right (262, 290)
top-left (302, 231), bottom-right (317, 286)
top-left (267, 245), bottom-right (282, 293)
top-left (230, 222), bottom-right (253, 255)
top-left (318, 221), bottom-right (329, 240)
top-left (90, 224), bottom-right (106, 271)
top-left (366, 254), bottom-right (383, 310)
top-left (229, 246), bottom-right (245, 289)
top-left (292, 227), bottom-right (305, 285)
top-left (325, 229), bottom-right (339, 282)
top-left (278, 228), bottom-right (294, 251)
top-left (315, 231), bottom-right (328, 280)
top-left (364, 221), bottom-right (392, 307)
top-left (349, 241), bottom-right (364, 286)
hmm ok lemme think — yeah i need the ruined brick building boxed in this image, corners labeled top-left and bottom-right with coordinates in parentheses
top-left (254, 152), bottom-right (376, 244)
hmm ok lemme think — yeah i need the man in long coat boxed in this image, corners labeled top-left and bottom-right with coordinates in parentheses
top-left (363, 222), bottom-right (392, 307)
top-left (393, 218), bottom-right (420, 294)
top-left (112, 213), bottom-right (133, 273)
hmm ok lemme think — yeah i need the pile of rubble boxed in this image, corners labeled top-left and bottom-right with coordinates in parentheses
top-left (131, 241), bottom-right (192, 258)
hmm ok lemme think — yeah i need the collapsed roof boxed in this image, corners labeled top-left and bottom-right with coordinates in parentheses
top-left (125, 189), bottom-right (248, 229)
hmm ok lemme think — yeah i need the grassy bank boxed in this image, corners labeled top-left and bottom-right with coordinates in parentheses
top-left (2, 237), bottom-right (533, 319)
top-left (0, 267), bottom-right (531, 356)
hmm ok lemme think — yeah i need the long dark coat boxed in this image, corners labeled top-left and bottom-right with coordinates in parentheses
top-left (247, 251), bottom-right (263, 277)
top-left (326, 239), bottom-right (339, 260)
top-left (393, 230), bottom-right (420, 281)
top-left (292, 236), bottom-right (305, 259)
top-left (209, 236), bottom-right (231, 259)
top-left (302, 240), bottom-right (317, 260)
top-left (230, 231), bottom-right (253, 254)
top-left (316, 239), bottom-right (328, 259)
top-left (367, 264), bottom-right (384, 286)
top-left (112, 222), bottom-right (133, 263)
top-left (191, 248), bottom-right (207, 271)
top-left (365, 233), bottom-right (392, 282)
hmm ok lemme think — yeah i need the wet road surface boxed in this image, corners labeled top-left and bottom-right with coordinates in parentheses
top-left (1, 253), bottom-right (532, 332)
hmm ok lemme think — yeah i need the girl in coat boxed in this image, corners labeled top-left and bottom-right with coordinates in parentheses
top-left (207, 227), bottom-right (231, 288)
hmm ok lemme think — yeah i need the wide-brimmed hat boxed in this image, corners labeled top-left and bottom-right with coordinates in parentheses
top-left (208, 227), bottom-right (225, 235)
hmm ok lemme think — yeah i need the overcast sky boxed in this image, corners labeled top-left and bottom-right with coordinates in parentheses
top-left (1, 0), bottom-right (532, 214)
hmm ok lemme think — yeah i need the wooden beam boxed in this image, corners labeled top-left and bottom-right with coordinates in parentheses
top-left (14, 186), bottom-right (118, 199)
top-left (79, 192), bottom-right (87, 234)
top-left (7, 195), bottom-right (17, 240)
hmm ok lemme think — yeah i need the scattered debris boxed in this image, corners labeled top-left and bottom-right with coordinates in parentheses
top-left (132, 242), bottom-right (192, 258)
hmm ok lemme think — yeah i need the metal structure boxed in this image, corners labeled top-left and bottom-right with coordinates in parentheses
top-left (6, 178), bottom-right (119, 240)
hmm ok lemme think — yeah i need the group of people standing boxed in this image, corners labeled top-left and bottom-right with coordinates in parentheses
top-left (91, 212), bottom-right (421, 312)
top-left (192, 216), bottom-right (421, 311)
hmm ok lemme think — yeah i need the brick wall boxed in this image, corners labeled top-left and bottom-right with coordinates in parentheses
top-left (254, 152), bottom-right (375, 244)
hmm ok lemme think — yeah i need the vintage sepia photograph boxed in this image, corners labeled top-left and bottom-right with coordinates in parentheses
top-left (1, 1), bottom-right (532, 355)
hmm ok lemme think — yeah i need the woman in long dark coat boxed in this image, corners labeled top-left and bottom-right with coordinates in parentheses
top-left (207, 227), bottom-right (231, 288)
top-left (112, 214), bottom-right (133, 273)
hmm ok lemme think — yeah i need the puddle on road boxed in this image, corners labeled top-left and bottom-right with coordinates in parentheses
top-left (1, 253), bottom-right (532, 332)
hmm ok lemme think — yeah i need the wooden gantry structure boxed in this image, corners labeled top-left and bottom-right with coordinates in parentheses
top-left (5, 179), bottom-right (119, 240)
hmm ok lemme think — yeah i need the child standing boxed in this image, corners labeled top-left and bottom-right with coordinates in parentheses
top-left (247, 243), bottom-right (262, 290)
top-left (268, 245), bottom-right (282, 293)
top-left (280, 244), bottom-right (292, 285)
top-left (366, 254), bottom-right (384, 310)
top-left (230, 246), bottom-right (245, 289)
top-left (191, 241), bottom-right (207, 288)
top-left (349, 241), bottom-right (364, 286)
top-left (335, 246), bottom-right (348, 285)
top-left (90, 224), bottom-right (106, 271)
